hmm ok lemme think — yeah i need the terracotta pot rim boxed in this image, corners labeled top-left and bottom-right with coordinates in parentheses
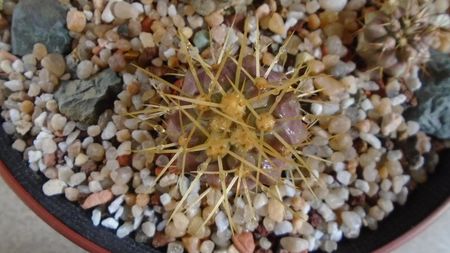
top-left (0, 160), bottom-right (449, 253)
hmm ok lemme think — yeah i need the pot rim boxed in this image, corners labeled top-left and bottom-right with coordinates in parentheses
top-left (0, 160), bottom-right (448, 253)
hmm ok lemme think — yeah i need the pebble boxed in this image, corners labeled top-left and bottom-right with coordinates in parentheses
top-left (306, 1), bottom-right (321, 14)
top-left (314, 76), bottom-right (346, 98)
top-left (267, 198), bottom-right (284, 222)
top-left (268, 13), bottom-right (286, 36)
top-left (50, 114), bottom-right (67, 131)
top-left (360, 133), bottom-right (381, 149)
top-left (215, 211), bottom-right (229, 232)
top-left (139, 32), bottom-right (155, 48)
top-left (86, 143), bottom-right (105, 162)
top-left (232, 232), bottom-right (255, 253)
top-left (200, 240), bottom-right (215, 253)
top-left (101, 217), bottom-right (119, 229)
top-left (87, 125), bottom-right (101, 137)
top-left (193, 30), bottom-right (209, 50)
top-left (381, 113), bottom-right (403, 136)
top-left (67, 9), bottom-right (86, 33)
top-left (319, 0), bottom-right (348, 12)
top-left (341, 211), bottom-right (362, 238)
top-left (77, 60), bottom-right (94, 80)
top-left (28, 150), bottom-right (43, 163)
top-left (328, 115), bottom-right (351, 134)
top-left (4, 80), bottom-right (23, 91)
top-left (337, 170), bottom-right (352, 185)
top-left (205, 11), bottom-right (224, 27)
top-left (160, 193), bottom-right (172, 206)
top-left (108, 52), bottom-right (127, 72)
top-left (41, 53), bottom-right (66, 77)
top-left (101, 122), bottom-right (117, 140)
top-left (117, 222), bottom-right (134, 238)
top-left (274, 221), bottom-right (294, 235)
top-left (255, 4), bottom-right (270, 19)
top-left (12, 139), bottom-right (26, 152)
top-left (33, 43), bottom-right (48, 60)
top-left (82, 189), bottom-right (113, 209)
top-left (69, 172), bottom-right (86, 187)
top-left (92, 208), bottom-right (102, 226)
top-left (20, 100), bottom-right (34, 114)
top-left (42, 179), bottom-right (66, 196)
top-left (64, 187), bottom-right (79, 201)
top-left (142, 221), bottom-right (156, 237)
top-left (167, 242), bottom-right (184, 253)
top-left (112, 1), bottom-right (139, 20)
top-left (280, 237), bottom-right (309, 252)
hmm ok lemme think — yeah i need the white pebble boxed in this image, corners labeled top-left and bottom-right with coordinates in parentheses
top-left (12, 139), bottom-right (26, 152)
top-left (142, 221), bottom-right (156, 237)
top-left (69, 172), bottom-right (86, 187)
top-left (274, 221), bottom-right (293, 235)
top-left (360, 133), bottom-right (381, 149)
top-left (336, 170), bottom-right (352, 185)
top-left (378, 198), bottom-right (394, 213)
top-left (101, 122), bottom-right (117, 140)
top-left (42, 179), bottom-right (67, 196)
top-left (215, 211), bottom-right (229, 232)
top-left (341, 211), bottom-right (362, 238)
top-left (354, 179), bottom-right (370, 193)
top-left (108, 195), bottom-right (125, 214)
top-left (101, 217), bottom-right (119, 229)
top-left (28, 150), bottom-right (43, 163)
top-left (77, 60), bottom-right (94, 80)
top-left (160, 193), bottom-right (171, 206)
top-left (117, 222), bottom-right (134, 238)
top-left (92, 208), bottom-right (102, 226)
top-left (317, 203), bottom-right (336, 222)
top-left (12, 60), bottom-right (25, 73)
top-left (167, 4), bottom-right (177, 17)
top-left (311, 103), bottom-right (323, 115)
top-left (4, 80), bottom-right (23, 91)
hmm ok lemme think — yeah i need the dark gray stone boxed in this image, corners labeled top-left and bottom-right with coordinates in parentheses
top-left (55, 69), bottom-right (122, 125)
top-left (11, 0), bottom-right (72, 56)
top-left (405, 50), bottom-right (450, 139)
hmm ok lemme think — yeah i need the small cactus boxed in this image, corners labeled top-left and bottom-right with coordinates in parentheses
top-left (135, 21), bottom-right (317, 232)
top-left (357, 0), bottom-right (447, 77)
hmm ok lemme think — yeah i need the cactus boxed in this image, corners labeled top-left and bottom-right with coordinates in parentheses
top-left (357, 0), bottom-right (447, 77)
top-left (134, 20), bottom-right (318, 232)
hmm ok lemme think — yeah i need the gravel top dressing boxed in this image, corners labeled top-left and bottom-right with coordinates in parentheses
top-left (0, 0), bottom-right (449, 252)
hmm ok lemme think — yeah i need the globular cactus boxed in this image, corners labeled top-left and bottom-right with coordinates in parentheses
top-left (357, 0), bottom-right (448, 77)
top-left (137, 23), bottom-right (315, 231)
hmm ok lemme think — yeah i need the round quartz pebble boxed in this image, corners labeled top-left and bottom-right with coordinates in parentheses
top-left (77, 60), bottom-right (94, 79)
top-left (112, 1), bottom-right (139, 20)
top-left (336, 170), bottom-right (352, 185)
top-left (319, 0), bottom-right (348, 12)
top-left (86, 143), bottom-right (105, 162)
top-left (87, 125), bottom-right (101, 137)
top-left (142, 221), bottom-right (156, 237)
top-left (42, 179), bottom-right (66, 196)
top-left (41, 53), bottom-right (66, 77)
top-left (200, 240), bottom-right (214, 253)
top-left (51, 114), bottom-right (67, 131)
top-left (67, 9), bottom-right (86, 33)
top-left (280, 237), bottom-right (309, 252)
